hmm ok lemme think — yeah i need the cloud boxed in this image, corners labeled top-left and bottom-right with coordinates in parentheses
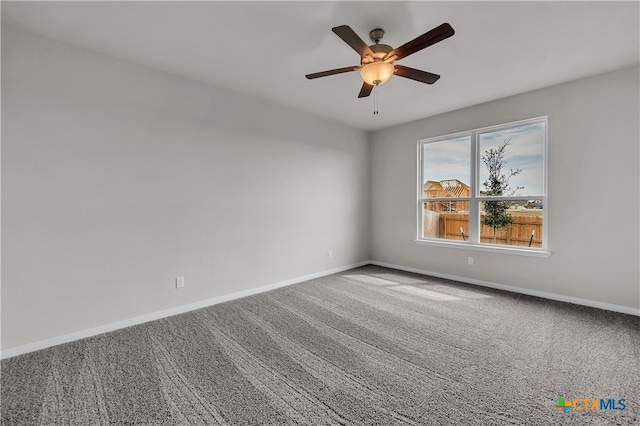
top-left (422, 122), bottom-right (545, 195)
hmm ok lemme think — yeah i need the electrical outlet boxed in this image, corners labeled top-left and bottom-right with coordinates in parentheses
top-left (176, 276), bottom-right (185, 288)
top-left (328, 250), bottom-right (333, 258)
top-left (468, 257), bottom-right (474, 265)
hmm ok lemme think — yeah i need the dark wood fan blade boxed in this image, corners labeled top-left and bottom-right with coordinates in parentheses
top-left (394, 65), bottom-right (440, 84)
top-left (305, 66), bottom-right (360, 79)
top-left (358, 82), bottom-right (374, 98)
top-left (387, 23), bottom-right (454, 61)
top-left (332, 25), bottom-right (375, 58)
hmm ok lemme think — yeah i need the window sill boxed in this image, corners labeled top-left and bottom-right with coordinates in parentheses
top-left (415, 239), bottom-right (551, 258)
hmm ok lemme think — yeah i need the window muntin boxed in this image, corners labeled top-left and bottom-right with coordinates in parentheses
top-left (418, 117), bottom-right (547, 253)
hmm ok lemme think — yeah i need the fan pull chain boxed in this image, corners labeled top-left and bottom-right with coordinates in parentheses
top-left (373, 84), bottom-right (379, 115)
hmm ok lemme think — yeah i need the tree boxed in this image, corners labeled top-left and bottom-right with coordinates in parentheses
top-left (481, 138), bottom-right (523, 242)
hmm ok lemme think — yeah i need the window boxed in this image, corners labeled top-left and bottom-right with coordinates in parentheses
top-left (417, 117), bottom-right (548, 255)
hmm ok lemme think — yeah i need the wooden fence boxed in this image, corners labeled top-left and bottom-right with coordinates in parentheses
top-left (425, 212), bottom-right (543, 248)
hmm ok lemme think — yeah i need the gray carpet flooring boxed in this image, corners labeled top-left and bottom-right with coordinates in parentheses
top-left (2, 265), bottom-right (639, 425)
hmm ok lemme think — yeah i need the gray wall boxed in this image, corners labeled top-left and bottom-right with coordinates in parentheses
top-left (370, 66), bottom-right (640, 310)
top-left (1, 26), bottom-right (370, 350)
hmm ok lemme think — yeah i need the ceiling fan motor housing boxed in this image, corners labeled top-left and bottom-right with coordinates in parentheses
top-left (360, 43), bottom-right (393, 65)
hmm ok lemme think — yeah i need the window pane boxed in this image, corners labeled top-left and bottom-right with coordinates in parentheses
top-left (422, 136), bottom-right (470, 199)
top-left (479, 123), bottom-right (544, 197)
top-left (423, 204), bottom-right (469, 241)
top-left (480, 200), bottom-right (544, 248)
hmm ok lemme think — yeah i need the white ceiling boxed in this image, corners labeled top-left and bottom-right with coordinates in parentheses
top-left (2, 1), bottom-right (639, 131)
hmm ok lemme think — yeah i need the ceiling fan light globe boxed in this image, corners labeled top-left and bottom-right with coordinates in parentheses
top-left (360, 62), bottom-right (394, 86)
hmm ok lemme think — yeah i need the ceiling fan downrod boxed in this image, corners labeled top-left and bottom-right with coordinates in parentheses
top-left (369, 28), bottom-right (385, 44)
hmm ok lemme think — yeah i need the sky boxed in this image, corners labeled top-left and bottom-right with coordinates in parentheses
top-left (422, 122), bottom-right (545, 196)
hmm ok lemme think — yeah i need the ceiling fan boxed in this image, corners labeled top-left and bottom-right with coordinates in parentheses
top-left (305, 23), bottom-right (454, 98)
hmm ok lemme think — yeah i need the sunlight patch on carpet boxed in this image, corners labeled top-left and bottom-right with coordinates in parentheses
top-left (429, 285), bottom-right (493, 299)
top-left (390, 285), bottom-right (461, 301)
top-left (343, 274), bottom-right (403, 286)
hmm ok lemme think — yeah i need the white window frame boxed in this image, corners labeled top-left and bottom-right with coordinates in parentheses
top-left (416, 116), bottom-right (550, 257)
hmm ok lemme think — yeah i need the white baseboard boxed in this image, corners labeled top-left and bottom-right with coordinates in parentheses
top-left (0, 261), bottom-right (369, 360)
top-left (369, 260), bottom-right (640, 317)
